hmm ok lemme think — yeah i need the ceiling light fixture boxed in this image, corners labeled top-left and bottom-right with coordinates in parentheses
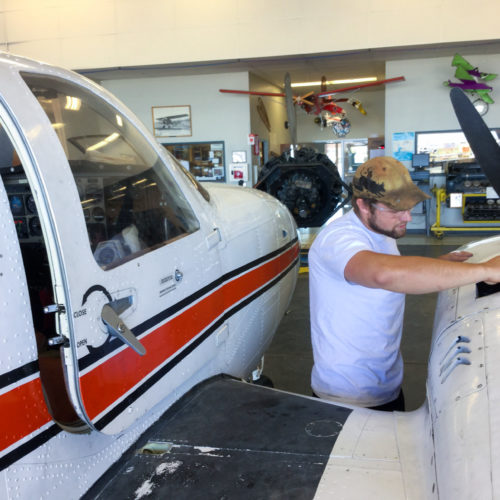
top-left (291, 77), bottom-right (377, 88)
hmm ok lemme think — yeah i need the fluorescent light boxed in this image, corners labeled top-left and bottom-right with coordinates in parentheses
top-left (291, 77), bottom-right (377, 88)
top-left (81, 198), bottom-right (97, 205)
top-left (108, 193), bottom-right (126, 201)
top-left (65, 96), bottom-right (81, 110)
top-left (86, 132), bottom-right (120, 152)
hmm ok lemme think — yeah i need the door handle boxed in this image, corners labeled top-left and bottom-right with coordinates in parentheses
top-left (101, 304), bottom-right (146, 356)
top-left (206, 227), bottom-right (221, 249)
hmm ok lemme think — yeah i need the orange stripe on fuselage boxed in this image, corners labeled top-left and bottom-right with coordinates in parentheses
top-left (0, 243), bottom-right (298, 456)
top-left (81, 243), bottom-right (299, 421)
top-left (0, 378), bottom-right (52, 452)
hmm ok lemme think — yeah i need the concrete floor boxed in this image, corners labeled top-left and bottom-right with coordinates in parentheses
top-left (263, 234), bottom-right (486, 411)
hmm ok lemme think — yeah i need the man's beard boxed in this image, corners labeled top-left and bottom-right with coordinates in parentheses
top-left (366, 212), bottom-right (407, 239)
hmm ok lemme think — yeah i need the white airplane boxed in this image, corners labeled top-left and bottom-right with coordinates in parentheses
top-left (0, 50), bottom-right (498, 500)
top-left (0, 52), bottom-right (300, 497)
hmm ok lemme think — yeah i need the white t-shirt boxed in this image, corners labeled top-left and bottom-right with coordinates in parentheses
top-left (309, 209), bottom-right (405, 407)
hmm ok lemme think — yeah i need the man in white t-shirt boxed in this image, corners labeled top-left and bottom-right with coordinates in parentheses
top-left (310, 156), bottom-right (500, 411)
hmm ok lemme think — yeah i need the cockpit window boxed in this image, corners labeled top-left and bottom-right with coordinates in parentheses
top-left (21, 73), bottom-right (199, 269)
top-left (168, 151), bottom-right (211, 202)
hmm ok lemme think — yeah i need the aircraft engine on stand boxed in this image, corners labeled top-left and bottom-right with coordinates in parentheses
top-left (255, 147), bottom-right (352, 228)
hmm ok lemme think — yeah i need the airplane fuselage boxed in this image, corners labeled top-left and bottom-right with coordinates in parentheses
top-left (0, 52), bottom-right (298, 498)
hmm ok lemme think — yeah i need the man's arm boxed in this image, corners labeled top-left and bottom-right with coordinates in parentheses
top-left (344, 251), bottom-right (500, 294)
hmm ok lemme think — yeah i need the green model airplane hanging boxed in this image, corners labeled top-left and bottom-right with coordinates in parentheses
top-left (444, 53), bottom-right (497, 111)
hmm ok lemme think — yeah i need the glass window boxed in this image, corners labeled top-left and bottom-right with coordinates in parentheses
top-left (163, 141), bottom-right (225, 182)
top-left (344, 140), bottom-right (368, 173)
top-left (22, 74), bottom-right (199, 269)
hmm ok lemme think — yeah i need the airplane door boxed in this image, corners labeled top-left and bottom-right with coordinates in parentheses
top-left (13, 73), bottom-right (222, 434)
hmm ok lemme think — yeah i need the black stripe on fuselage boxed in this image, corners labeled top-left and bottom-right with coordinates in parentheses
top-left (79, 237), bottom-right (298, 371)
top-left (0, 255), bottom-right (298, 470)
top-left (0, 238), bottom-right (298, 390)
top-left (0, 360), bottom-right (39, 391)
top-left (94, 256), bottom-right (299, 431)
top-left (0, 423), bottom-right (61, 471)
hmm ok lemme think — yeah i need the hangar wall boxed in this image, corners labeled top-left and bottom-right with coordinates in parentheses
top-left (102, 71), bottom-right (254, 180)
top-left (104, 71), bottom-right (292, 183)
top-left (248, 73), bottom-right (289, 158)
top-left (0, 0), bottom-right (499, 71)
top-left (101, 52), bottom-right (500, 184)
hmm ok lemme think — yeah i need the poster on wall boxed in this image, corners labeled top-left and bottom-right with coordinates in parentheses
top-left (152, 105), bottom-right (192, 137)
top-left (392, 132), bottom-right (415, 161)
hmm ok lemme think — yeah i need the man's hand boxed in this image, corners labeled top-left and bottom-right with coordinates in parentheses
top-left (482, 254), bottom-right (500, 284)
top-left (439, 251), bottom-right (473, 262)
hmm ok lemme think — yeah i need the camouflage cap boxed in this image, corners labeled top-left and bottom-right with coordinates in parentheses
top-left (352, 156), bottom-right (430, 210)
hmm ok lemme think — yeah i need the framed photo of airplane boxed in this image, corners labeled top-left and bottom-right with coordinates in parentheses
top-left (152, 105), bottom-right (192, 137)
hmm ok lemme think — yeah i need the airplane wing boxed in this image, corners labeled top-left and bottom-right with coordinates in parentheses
top-left (84, 376), bottom-right (429, 499)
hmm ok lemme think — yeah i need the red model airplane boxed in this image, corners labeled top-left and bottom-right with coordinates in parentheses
top-left (220, 74), bottom-right (405, 139)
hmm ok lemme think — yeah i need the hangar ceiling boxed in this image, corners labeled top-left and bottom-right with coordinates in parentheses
top-left (80, 40), bottom-right (500, 92)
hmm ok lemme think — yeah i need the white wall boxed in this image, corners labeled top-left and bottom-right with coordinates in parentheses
top-left (385, 54), bottom-right (500, 156)
top-left (248, 73), bottom-right (289, 157)
top-left (102, 71), bottom-right (253, 182)
top-left (1, 0), bottom-right (500, 70)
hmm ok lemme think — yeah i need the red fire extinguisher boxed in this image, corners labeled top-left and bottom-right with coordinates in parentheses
top-left (249, 133), bottom-right (259, 155)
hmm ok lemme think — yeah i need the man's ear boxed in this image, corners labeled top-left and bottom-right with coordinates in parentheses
top-left (355, 198), bottom-right (370, 216)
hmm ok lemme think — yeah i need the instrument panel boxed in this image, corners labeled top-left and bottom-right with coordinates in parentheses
top-left (3, 171), bottom-right (109, 246)
top-left (6, 183), bottom-right (42, 242)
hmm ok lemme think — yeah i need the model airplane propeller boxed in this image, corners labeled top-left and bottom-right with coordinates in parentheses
top-left (220, 74), bottom-right (405, 140)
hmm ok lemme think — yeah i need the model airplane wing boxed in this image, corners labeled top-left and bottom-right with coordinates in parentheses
top-left (450, 87), bottom-right (500, 193)
top-left (219, 76), bottom-right (405, 100)
top-left (316, 76), bottom-right (405, 98)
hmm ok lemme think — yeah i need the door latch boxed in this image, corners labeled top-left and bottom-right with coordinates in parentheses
top-left (43, 303), bottom-right (66, 314)
top-left (101, 304), bottom-right (146, 356)
top-left (48, 335), bottom-right (69, 347)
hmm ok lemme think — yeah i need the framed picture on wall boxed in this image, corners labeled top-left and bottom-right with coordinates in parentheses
top-left (152, 105), bottom-right (192, 137)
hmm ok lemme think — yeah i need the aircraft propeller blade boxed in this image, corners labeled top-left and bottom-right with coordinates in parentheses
top-left (284, 72), bottom-right (297, 149)
top-left (302, 91), bottom-right (314, 99)
top-left (450, 87), bottom-right (500, 194)
top-left (294, 91), bottom-right (315, 107)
